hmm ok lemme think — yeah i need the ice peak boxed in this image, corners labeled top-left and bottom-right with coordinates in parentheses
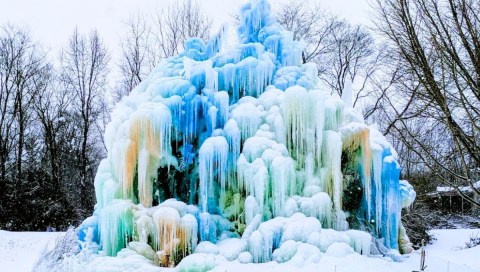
top-left (238, 0), bottom-right (276, 44)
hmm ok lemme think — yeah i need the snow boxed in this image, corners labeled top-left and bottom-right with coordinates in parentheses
top-left (237, 251), bottom-right (253, 264)
top-left (325, 242), bottom-right (354, 257)
top-left (128, 242), bottom-right (157, 261)
top-left (0, 231), bottom-right (63, 272)
top-left (426, 229), bottom-right (480, 271)
top-left (1, 228), bottom-right (480, 272)
top-left (217, 238), bottom-right (247, 261)
top-left (176, 253), bottom-right (223, 272)
top-left (194, 241), bottom-right (219, 255)
top-left (436, 181), bottom-right (480, 193)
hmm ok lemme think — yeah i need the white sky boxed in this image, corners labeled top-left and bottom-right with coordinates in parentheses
top-left (0, 0), bottom-right (371, 80)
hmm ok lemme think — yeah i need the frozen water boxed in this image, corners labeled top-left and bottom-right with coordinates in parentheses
top-left (76, 0), bottom-right (413, 269)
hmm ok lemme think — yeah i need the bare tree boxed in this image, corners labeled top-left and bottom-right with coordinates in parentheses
top-left (276, 0), bottom-right (337, 64)
top-left (34, 64), bottom-right (81, 228)
top-left (116, 14), bottom-right (152, 101)
top-left (0, 24), bottom-right (67, 229)
top-left (35, 69), bottom-right (70, 190)
top-left (275, 0), bottom-right (381, 110)
top-left (152, 0), bottom-right (212, 59)
top-left (375, 0), bottom-right (480, 206)
top-left (60, 28), bottom-right (110, 215)
top-left (0, 25), bottom-right (47, 182)
top-left (115, 0), bottom-right (212, 100)
top-left (320, 21), bottom-right (377, 98)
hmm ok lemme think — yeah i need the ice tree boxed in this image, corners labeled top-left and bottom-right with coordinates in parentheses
top-left (77, 0), bottom-right (416, 268)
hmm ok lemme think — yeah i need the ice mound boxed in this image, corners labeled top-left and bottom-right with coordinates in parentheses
top-left (74, 0), bottom-right (414, 270)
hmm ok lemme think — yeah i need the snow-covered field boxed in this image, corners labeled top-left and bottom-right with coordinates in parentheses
top-left (0, 229), bottom-right (479, 272)
top-left (0, 231), bottom-right (63, 272)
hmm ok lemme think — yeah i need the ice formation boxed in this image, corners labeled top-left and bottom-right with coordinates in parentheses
top-left (77, 0), bottom-right (415, 269)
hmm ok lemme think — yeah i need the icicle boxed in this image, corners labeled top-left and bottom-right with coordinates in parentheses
top-left (248, 231), bottom-right (264, 263)
top-left (99, 200), bottom-right (134, 256)
top-left (270, 156), bottom-right (296, 217)
top-left (346, 230), bottom-right (371, 255)
top-left (137, 149), bottom-right (152, 207)
top-left (101, 179), bottom-right (119, 210)
top-left (152, 207), bottom-right (181, 265)
top-left (179, 214), bottom-right (199, 256)
top-left (240, 158), bottom-right (269, 215)
top-left (214, 91), bottom-right (229, 128)
top-left (199, 136), bottom-right (229, 213)
top-left (111, 139), bottom-right (137, 201)
top-left (339, 123), bottom-right (372, 221)
top-left (311, 193), bottom-right (333, 228)
top-left (371, 144), bottom-right (383, 235)
top-left (370, 128), bottom-right (402, 249)
top-left (184, 58), bottom-right (218, 90)
top-left (278, 32), bottom-right (304, 67)
top-left (382, 154), bottom-right (401, 250)
top-left (238, 0), bottom-right (275, 44)
top-left (283, 86), bottom-right (323, 167)
top-left (199, 212), bottom-right (217, 242)
top-left (244, 195), bottom-right (259, 226)
top-left (323, 97), bottom-right (344, 131)
top-left (207, 106), bottom-right (218, 134)
top-left (321, 131), bottom-right (343, 214)
top-left (257, 216), bottom-right (288, 262)
top-left (94, 159), bottom-right (114, 209)
top-left (334, 210), bottom-right (349, 231)
top-left (224, 120), bottom-right (241, 188)
top-left (205, 24), bottom-right (228, 57)
top-left (314, 98), bottom-right (325, 170)
top-left (126, 102), bottom-right (173, 206)
top-left (237, 154), bottom-right (249, 193)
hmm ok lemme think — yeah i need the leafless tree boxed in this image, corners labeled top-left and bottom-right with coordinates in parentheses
top-left (320, 21), bottom-right (377, 98)
top-left (116, 14), bottom-right (152, 101)
top-left (375, 0), bottom-right (480, 206)
top-left (276, 0), bottom-right (337, 64)
top-left (35, 69), bottom-right (71, 190)
top-left (60, 28), bottom-right (110, 214)
top-left (0, 25), bottom-right (47, 181)
top-left (0, 24), bottom-right (71, 229)
top-left (0, 26), bottom-right (43, 181)
top-left (275, 0), bottom-right (381, 111)
top-left (152, 0), bottom-right (212, 59)
top-left (115, 0), bottom-right (212, 100)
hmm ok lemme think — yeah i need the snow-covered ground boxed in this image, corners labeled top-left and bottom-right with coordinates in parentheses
top-left (424, 229), bottom-right (480, 271)
top-left (0, 231), bottom-right (63, 272)
top-left (0, 229), bottom-right (479, 272)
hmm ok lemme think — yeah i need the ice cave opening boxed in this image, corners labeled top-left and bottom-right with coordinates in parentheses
top-left (77, 0), bottom-right (417, 269)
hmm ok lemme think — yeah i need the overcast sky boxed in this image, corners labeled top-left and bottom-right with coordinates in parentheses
top-left (0, 0), bottom-right (371, 81)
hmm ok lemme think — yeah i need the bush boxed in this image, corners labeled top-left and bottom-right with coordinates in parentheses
top-left (401, 201), bottom-right (434, 248)
top-left (465, 233), bottom-right (480, 249)
top-left (33, 227), bottom-right (80, 272)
